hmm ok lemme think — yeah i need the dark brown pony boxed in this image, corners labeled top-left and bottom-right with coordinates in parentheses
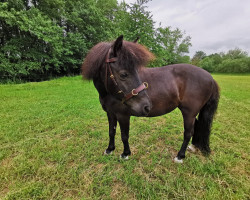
top-left (82, 35), bottom-right (220, 163)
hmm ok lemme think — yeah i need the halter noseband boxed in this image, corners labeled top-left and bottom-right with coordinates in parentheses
top-left (105, 48), bottom-right (148, 103)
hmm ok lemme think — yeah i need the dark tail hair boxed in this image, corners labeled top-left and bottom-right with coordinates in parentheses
top-left (192, 80), bottom-right (220, 155)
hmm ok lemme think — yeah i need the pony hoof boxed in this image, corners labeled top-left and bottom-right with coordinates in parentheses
top-left (120, 154), bottom-right (129, 160)
top-left (188, 144), bottom-right (197, 153)
top-left (104, 149), bottom-right (113, 155)
top-left (174, 157), bottom-right (183, 164)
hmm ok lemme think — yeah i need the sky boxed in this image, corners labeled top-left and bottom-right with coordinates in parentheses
top-left (118, 0), bottom-right (250, 57)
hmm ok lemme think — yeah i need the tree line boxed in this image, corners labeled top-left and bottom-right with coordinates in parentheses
top-left (191, 48), bottom-right (250, 73)
top-left (0, 0), bottom-right (191, 82)
top-left (0, 0), bottom-right (249, 82)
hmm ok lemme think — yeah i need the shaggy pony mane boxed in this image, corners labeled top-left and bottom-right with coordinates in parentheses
top-left (82, 40), bottom-right (154, 80)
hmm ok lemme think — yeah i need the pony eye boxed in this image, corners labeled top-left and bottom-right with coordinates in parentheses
top-left (120, 73), bottom-right (128, 79)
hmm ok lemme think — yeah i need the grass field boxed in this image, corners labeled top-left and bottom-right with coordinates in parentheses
top-left (0, 74), bottom-right (249, 200)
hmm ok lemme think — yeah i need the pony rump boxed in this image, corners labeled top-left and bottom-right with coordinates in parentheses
top-left (82, 39), bottom-right (154, 80)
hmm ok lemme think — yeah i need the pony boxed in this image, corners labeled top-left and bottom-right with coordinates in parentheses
top-left (82, 35), bottom-right (220, 163)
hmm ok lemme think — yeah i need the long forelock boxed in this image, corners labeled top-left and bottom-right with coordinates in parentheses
top-left (118, 41), bottom-right (155, 71)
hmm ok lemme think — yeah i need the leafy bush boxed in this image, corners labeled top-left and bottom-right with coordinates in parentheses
top-left (193, 48), bottom-right (250, 73)
top-left (217, 58), bottom-right (250, 73)
top-left (200, 57), bottom-right (215, 72)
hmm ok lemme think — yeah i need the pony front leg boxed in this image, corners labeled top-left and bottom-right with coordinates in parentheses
top-left (174, 112), bottom-right (195, 163)
top-left (104, 112), bottom-right (117, 155)
top-left (118, 115), bottom-right (131, 159)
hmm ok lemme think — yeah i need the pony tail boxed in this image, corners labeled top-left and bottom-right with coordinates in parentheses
top-left (192, 80), bottom-right (220, 154)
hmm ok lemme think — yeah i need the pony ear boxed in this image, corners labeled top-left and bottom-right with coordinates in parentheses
top-left (133, 36), bottom-right (140, 43)
top-left (113, 35), bottom-right (123, 56)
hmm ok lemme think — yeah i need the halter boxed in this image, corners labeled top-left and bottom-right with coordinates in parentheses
top-left (105, 48), bottom-right (148, 103)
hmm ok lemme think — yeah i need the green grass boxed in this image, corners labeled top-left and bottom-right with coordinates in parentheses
top-left (0, 75), bottom-right (249, 200)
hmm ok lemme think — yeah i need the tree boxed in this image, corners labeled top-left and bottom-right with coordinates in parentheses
top-left (224, 48), bottom-right (248, 60)
top-left (217, 58), bottom-right (250, 73)
top-left (193, 48), bottom-right (250, 73)
top-left (208, 53), bottom-right (223, 65)
top-left (0, 0), bottom-right (118, 81)
top-left (191, 51), bottom-right (206, 66)
top-left (199, 57), bottom-right (214, 72)
top-left (153, 27), bottom-right (191, 66)
top-left (0, 2), bottom-right (64, 81)
top-left (0, 0), bottom-right (193, 82)
top-left (114, 0), bottom-right (155, 48)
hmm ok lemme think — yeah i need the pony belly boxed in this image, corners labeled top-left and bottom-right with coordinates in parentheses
top-left (146, 104), bottom-right (177, 117)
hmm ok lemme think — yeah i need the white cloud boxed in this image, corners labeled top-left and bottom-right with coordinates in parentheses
top-left (118, 0), bottom-right (250, 56)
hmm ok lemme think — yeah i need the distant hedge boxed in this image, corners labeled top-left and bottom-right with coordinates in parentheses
top-left (192, 48), bottom-right (250, 73)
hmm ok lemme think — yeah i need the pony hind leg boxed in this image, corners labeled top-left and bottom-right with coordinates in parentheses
top-left (174, 111), bottom-right (196, 163)
top-left (187, 119), bottom-right (199, 153)
top-left (104, 112), bottom-right (117, 155)
top-left (192, 82), bottom-right (220, 155)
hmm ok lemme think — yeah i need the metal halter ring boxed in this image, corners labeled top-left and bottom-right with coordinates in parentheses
top-left (143, 82), bottom-right (149, 89)
top-left (131, 89), bottom-right (138, 96)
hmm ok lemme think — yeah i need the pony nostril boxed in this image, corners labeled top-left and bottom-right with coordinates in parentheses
top-left (144, 105), bottom-right (150, 114)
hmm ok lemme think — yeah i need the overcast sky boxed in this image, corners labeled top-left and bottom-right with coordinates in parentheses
top-left (118, 0), bottom-right (250, 57)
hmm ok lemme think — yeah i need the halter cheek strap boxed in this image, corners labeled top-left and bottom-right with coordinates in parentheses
top-left (105, 56), bottom-right (118, 87)
top-left (105, 49), bottom-right (148, 103)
